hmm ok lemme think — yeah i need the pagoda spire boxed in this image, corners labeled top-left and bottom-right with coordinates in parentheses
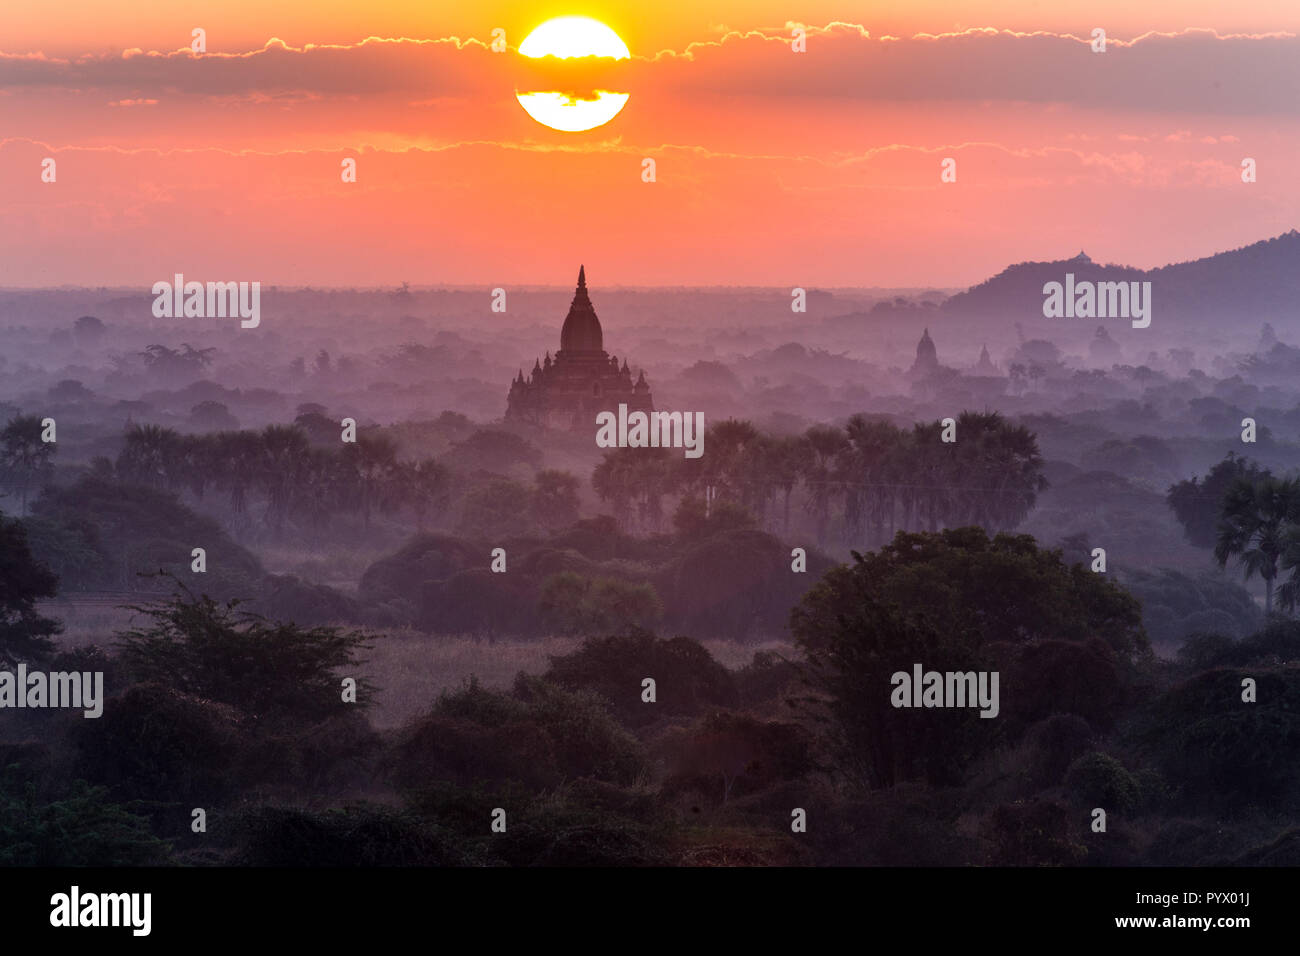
top-left (561, 263), bottom-right (601, 352)
top-left (570, 264), bottom-right (592, 309)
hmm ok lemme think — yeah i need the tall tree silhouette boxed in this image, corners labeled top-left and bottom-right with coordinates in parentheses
top-left (342, 433), bottom-right (400, 531)
top-left (258, 425), bottom-right (311, 534)
top-left (0, 415), bottom-right (55, 516)
top-left (404, 458), bottom-right (451, 531)
top-left (117, 423), bottom-right (184, 491)
top-left (950, 411), bottom-right (1047, 530)
top-left (1215, 476), bottom-right (1297, 616)
top-left (1167, 452), bottom-right (1268, 548)
top-left (802, 424), bottom-right (848, 546)
top-left (531, 469), bottom-right (581, 531)
top-left (0, 510), bottom-right (61, 664)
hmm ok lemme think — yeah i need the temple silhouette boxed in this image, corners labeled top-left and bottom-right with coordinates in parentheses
top-left (506, 266), bottom-right (653, 430)
top-left (908, 327), bottom-right (941, 380)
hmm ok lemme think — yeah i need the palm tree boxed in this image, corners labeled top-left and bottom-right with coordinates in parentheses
top-left (258, 425), bottom-right (311, 533)
top-left (764, 435), bottom-right (806, 536)
top-left (177, 433), bottom-right (221, 502)
top-left (531, 468), bottom-right (581, 532)
top-left (908, 420), bottom-right (950, 533)
top-left (341, 433), bottom-right (400, 531)
top-left (669, 417), bottom-right (757, 513)
top-left (116, 423), bottom-right (184, 490)
top-left (591, 447), bottom-right (674, 534)
top-left (291, 447), bottom-right (348, 540)
top-left (951, 411), bottom-right (1046, 530)
top-left (1215, 475), bottom-right (1297, 616)
top-left (210, 430), bottom-right (263, 521)
top-left (1273, 491), bottom-right (1300, 615)
top-left (591, 451), bottom-right (633, 529)
top-left (842, 415), bottom-right (905, 546)
top-left (407, 458), bottom-right (451, 531)
top-left (1277, 531), bottom-right (1300, 615)
top-left (0, 415), bottom-right (55, 515)
top-left (802, 424), bottom-right (847, 547)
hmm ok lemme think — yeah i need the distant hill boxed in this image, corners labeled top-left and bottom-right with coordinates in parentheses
top-left (942, 230), bottom-right (1300, 325)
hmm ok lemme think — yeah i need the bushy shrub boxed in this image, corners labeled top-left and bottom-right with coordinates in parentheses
top-left (1146, 819), bottom-right (1241, 866)
top-left (28, 476), bottom-right (263, 597)
top-left (659, 711), bottom-right (816, 805)
top-left (1234, 829), bottom-right (1300, 866)
top-left (71, 682), bottom-right (240, 805)
top-left (386, 676), bottom-right (646, 791)
top-left (539, 572), bottom-right (664, 636)
top-left (734, 650), bottom-right (802, 710)
top-left (1000, 637), bottom-right (1124, 733)
top-left (1022, 714), bottom-right (1093, 788)
top-left (516, 818), bottom-right (668, 867)
top-left (234, 803), bottom-right (476, 866)
top-left (1177, 631), bottom-right (1236, 670)
top-left (456, 478), bottom-right (537, 541)
top-left (792, 528), bottom-right (1148, 789)
top-left (418, 570), bottom-right (534, 635)
top-left (512, 548), bottom-right (599, 581)
top-left (660, 529), bottom-right (814, 639)
top-left (1180, 619), bottom-right (1300, 669)
top-left (549, 516), bottom-right (659, 563)
top-left (1063, 752), bottom-right (1140, 812)
top-left (0, 774), bottom-right (169, 866)
top-left (451, 783), bottom-right (671, 867)
top-left (542, 629), bottom-right (738, 728)
top-left (982, 798), bottom-right (1087, 866)
top-left (358, 533), bottom-right (477, 604)
top-left (238, 710), bottom-right (380, 796)
top-left (809, 784), bottom-right (973, 866)
top-left (1134, 667), bottom-right (1300, 810)
top-left (253, 574), bottom-right (359, 626)
top-left (510, 675), bottom-right (646, 784)
top-left (1121, 568), bottom-right (1261, 650)
top-left (114, 583), bottom-right (373, 729)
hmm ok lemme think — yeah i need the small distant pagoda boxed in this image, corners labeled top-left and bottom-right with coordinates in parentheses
top-left (506, 266), bottom-right (653, 430)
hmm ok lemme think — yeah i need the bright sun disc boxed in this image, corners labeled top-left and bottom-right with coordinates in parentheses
top-left (518, 16), bottom-right (630, 59)
top-left (516, 17), bottom-right (630, 132)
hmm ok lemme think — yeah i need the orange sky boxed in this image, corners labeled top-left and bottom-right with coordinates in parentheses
top-left (1, 3), bottom-right (1297, 286)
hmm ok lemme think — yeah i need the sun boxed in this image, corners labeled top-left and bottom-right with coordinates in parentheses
top-left (515, 16), bottom-right (630, 133)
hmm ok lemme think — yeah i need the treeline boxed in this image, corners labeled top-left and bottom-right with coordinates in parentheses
top-left (4, 408), bottom-right (1049, 561)
top-left (2, 411), bottom-right (600, 553)
top-left (113, 420), bottom-right (449, 536)
top-left (0, 412), bottom-right (451, 539)
top-left (593, 411), bottom-right (1047, 549)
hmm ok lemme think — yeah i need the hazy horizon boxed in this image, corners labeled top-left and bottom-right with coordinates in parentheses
top-left (1, 228), bottom-right (1292, 292)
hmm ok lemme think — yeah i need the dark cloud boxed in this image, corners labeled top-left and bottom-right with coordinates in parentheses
top-left (0, 27), bottom-right (1296, 115)
top-left (636, 26), bottom-right (1300, 115)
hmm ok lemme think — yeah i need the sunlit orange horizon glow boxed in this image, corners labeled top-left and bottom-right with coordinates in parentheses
top-left (0, 3), bottom-right (1297, 287)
